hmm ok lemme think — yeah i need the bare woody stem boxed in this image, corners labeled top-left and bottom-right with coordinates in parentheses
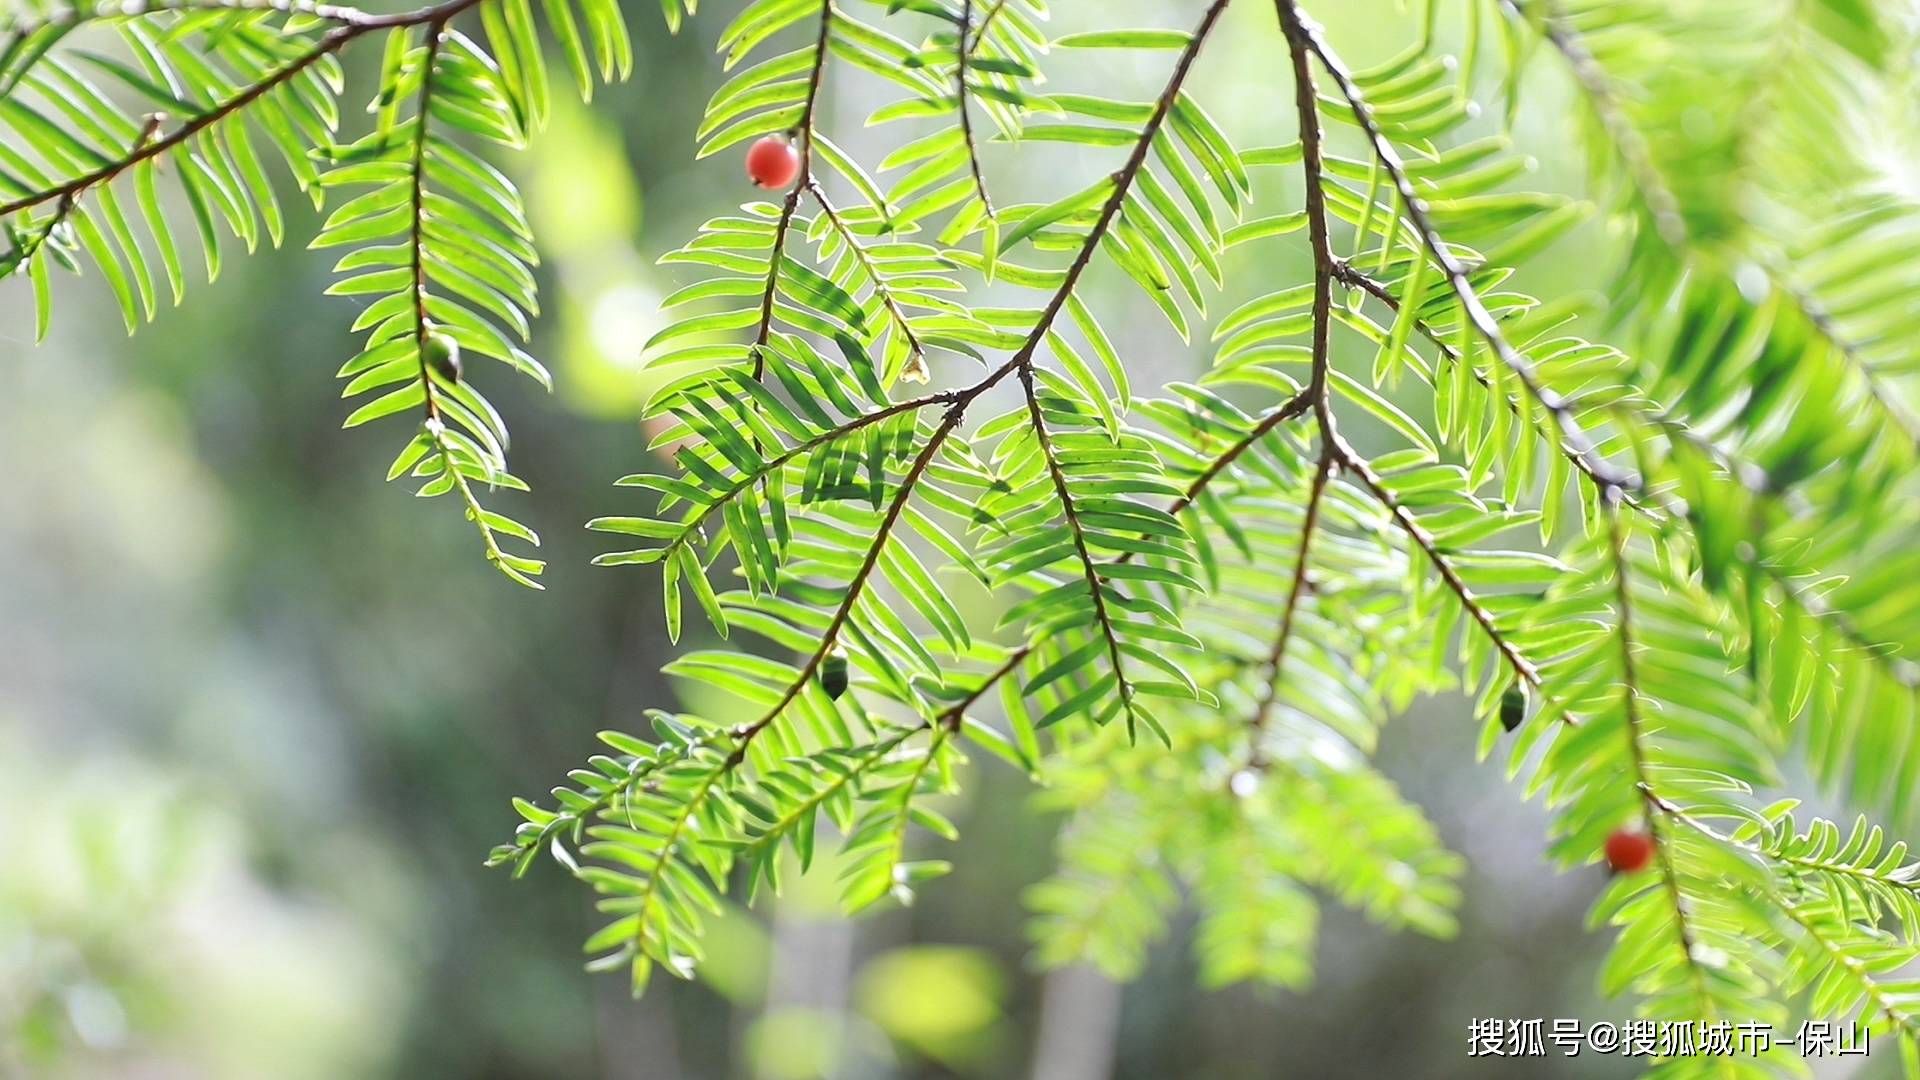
top-left (1167, 390), bottom-right (1313, 515)
top-left (1245, 453), bottom-right (1328, 758)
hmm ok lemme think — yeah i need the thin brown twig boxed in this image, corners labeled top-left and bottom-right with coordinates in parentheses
top-left (963, 0), bottom-right (1009, 59)
top-left (1246, 0), bottom-right (1343, 762)
top-left (1333, 259), bottom-right (1648, 507)
top-left (1338, 261), bottom-right (1920, 696)
top-left (0, 0), bottom-right (486, 219)
top-left (748, 0), bottom-right (834, 380)
top-left (728, 0), bottom-right (1235, 764)
top-left (955, 0), bottom-right (994, 217)
top-left (1279, 0), bottom-right (1548, 698)
top-left (1, 115), bottom-right (165, 268)
top-left (805, 176), bottom-right (927, 373)
top-left (1005, 0), bottom-right (1232, 735)
top-left (1289, 3), bottom-right (1633, 497)
top-left (939, 387), bottom-right (1315, 739)
top-left (1019, 360), bottom-right (1139, 722)
top-left (1607, 502), bottom-right (1712, 985)
top-left (1246, 453), bottom-right (1328, 758)
top-left (653, 387), bottom-right (961, 558)
top-left (1333, 436), bottom-right (1543, 688)
top-left (1650, 790), bottom-right (1920, 896)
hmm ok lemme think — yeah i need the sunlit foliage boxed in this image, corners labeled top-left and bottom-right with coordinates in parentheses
top-left (6, 0), bottom-right (1920, 1072)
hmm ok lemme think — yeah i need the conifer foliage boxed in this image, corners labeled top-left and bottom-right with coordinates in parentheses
top-left (6, 0), bottom-right (1920, 1070)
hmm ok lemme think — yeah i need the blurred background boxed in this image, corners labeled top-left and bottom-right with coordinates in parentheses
top-left (0, 0), bottom-right (1893, 1077)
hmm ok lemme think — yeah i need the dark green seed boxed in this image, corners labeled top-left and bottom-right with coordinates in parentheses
top-left (821, 653), bottom-right (849, 700)
top-left (424, 331), bottom-right (461, 384)
top-left (1500, 684), bottom-right (1527, 732)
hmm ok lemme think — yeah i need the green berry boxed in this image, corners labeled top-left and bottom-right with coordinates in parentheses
top-left (1500, 684), bottom-right (1527, 732)
top-left (821, 651), bottom-right (849, 700)
top-left (424, 331), bottom-right (461, 384)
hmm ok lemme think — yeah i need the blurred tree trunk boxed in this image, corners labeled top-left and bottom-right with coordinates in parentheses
top-left (1029, 966), bottom-right (1121, 1080)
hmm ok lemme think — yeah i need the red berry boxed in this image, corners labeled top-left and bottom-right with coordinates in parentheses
top-left (746, 136), bottom-right (800, 190)
top-left (1604, 829), bottom-right (1656, 874)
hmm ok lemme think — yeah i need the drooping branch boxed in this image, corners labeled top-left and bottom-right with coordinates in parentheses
top-left (395, 22), bottom-right (530, 582)
top-left (1502, 0), bottom-right (1920, 456)
top-left (1340, 258), bottom-right (1920, 700)
top-left (1607, 503), bottom-right (1718, 1004)
top-left (1497, 0), bottom-right (1685, 246)
top-left (1245, 0), bottom-right (1342, 759)
top-left (749, 0), bottom-right (833, 377)
top-left (1332, 260), bottom-right (1650, 511)
top-left (1006, 0), bottom-right (1231, 375)
top-left (1651, 793), bottom-right (1920, 899)
top-left (1334, 439), bottom-right (1544, 689)
top-left (1783, 280), bottom-right (1920, 453)
top-left (938, 387), bottom-right (1315, 739)
top-left (724, 393), bottom-right (980, 764)
top-left (1018, 363), bottom-right (1141, 723)
top-left (1004, 0), bottom-right (1232, 735)
top-left (724, 0), bottom-right (1237, 767)
top-left (1166, 391), bottom-right (1314, 518)
top-left (1277, 0), bottom-right (1547, 700)
top-left (0, 0), bottom-right (486, 219)
top-left (1774, 899), bottom-right (1920, 1041)
top-left (1282, 0), bottom-right (1633, 497)
top-left (955, 0), bottom-right (994, 217)
top-left (1762, 567), bottom-right (1920, 692)
top-left (407, 24), bottom-right (447, 424)
top-left (804, 176), bottom-right (928, 377)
